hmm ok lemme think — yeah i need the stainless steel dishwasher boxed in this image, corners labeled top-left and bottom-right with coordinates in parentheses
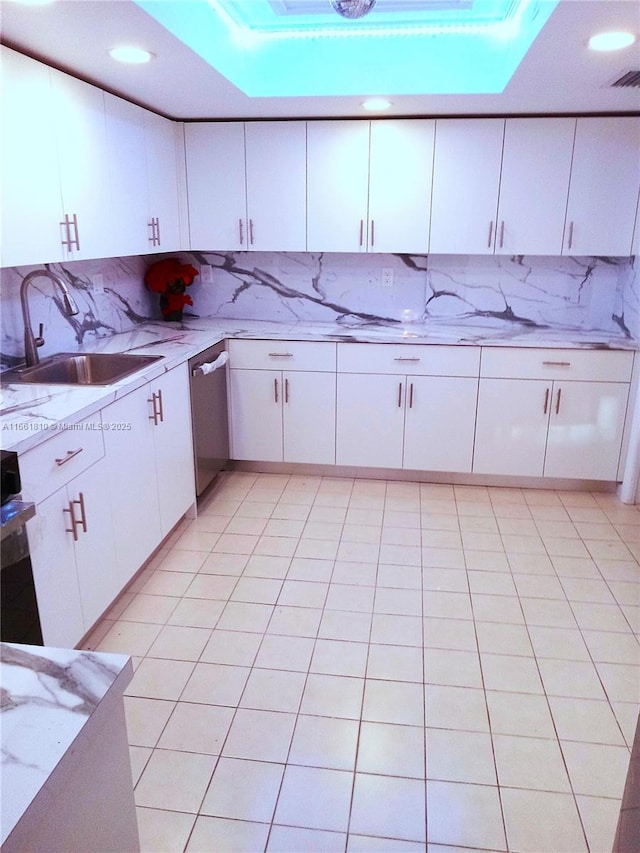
top-left (188, 342), bottom-right (230, 497)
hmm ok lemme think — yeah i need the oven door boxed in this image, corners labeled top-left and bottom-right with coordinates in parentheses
top-left (1, 502), bottom-right (43, 645)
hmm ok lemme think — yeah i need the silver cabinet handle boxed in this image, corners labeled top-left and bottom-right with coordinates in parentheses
top-left (148, 392), bottom-right (158, 425)
top-left (487, 220), bottom-right (494, 249)
top-left (409, 382), bottom-right (414, 409)
top-left (63, 492), bottom-right (86, 541)
top-left (274, 377), bottom-right (279, 404)
top-left (157, 388), bottom-right (164, 423)
top-left (155, 217), bottom-right (161, 246)
top-left (61, 213), bottom-right (80, 251)
top-left (148, 390), bottom-right (163, 425)
top-left (148, 218), bottom-right (156, 244)
top-left (394, 357), bottom-right (421, 363)
top-left (359, 219), bottom-right (364, 247)
top-left (55, 447), bottom-right (84, 466)
top-left (370, 219), bottom-right (375, 247)
top-left (239, 218), bottom-right (244, 245)
top-left (555, 387), bottom-right (562, 415)
top-left (567, 221), bottom-right (574, 250)
top-left (268, 352), bottom-right (293, 358)
top-left (499, 220), bottom-right (505, 249)
top-left (543, 387), bottom-right (550, 414)
top-left (397, 382), bottom-right (403, 408)
top-left (543, 361), bottom-right (571, 367)
top-left (249, 219), bottom-right (254, 245)
top-left (285, 378), bottom-right (289, 404)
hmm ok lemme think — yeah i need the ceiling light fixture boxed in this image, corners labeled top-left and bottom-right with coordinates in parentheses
top-left (588, 31), bottom-right (636, 52)
top-left (362, 97), bottom-right (392, 111)
top-left (330, 0), bottom-right (376, 20)
top-left (109, 46), bottom-right (155, 64)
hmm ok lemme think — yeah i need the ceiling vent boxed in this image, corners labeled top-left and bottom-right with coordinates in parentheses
top-left (610, 70), bottom-right (640, 88)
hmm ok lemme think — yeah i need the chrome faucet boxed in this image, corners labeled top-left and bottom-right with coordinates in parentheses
top-left (20, 270), bottom-right (79, 367)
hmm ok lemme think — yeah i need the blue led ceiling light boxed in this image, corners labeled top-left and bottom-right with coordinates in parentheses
top-left (134, 0), bottom-right (559, 97)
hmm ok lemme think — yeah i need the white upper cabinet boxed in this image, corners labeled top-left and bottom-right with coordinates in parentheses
top-left (307, 119), bottom-right (434, 253)
top-left (50, 68), bottom-right (111, 261)
top-left (104, 94), bottom-right (149, 258)
top-left (367, 120), bottom-right (434, 253)
top-left (245, 121), bottom-right (306, 251)
top-left (185, 121), bottom-right (306, 251)
top-left (185, 122), bottom-right (247, 249)
top-left (144, 112), bottom-right (182, 253)
top-left (496, 118), bottom-right (575, 255)
top-left (0, 49), bottom-right (63, 267)
top-left (563, 117), bottom-right (640, 256)
top-left (429, 119), bottom-right (504, 255)
top-left (307, 120), bottom-right (370, 252)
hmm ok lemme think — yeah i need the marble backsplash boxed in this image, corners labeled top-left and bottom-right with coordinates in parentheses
top-left (1, 252), bottom-right (638, 365)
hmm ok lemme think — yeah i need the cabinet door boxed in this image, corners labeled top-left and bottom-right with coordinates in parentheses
top-left (104, 94), bottom-right (149, 257)
top-left (229, 369), bottom-right (283, 461)
top-left (50, 69), bottom-right (111, 261)
top-left (307, 121), bottom-right (370, 252)
top-left (336, 373), bottom-right (405, 469)
top-left (403, 376), bottom-right (477, 473)
top-left (544, 381), bottom-right (630, 481)
top-left (367, 120), bottom-right (434, 253)
top-left (497, 118), bottom-right (575, 255)
top-left (151, 365), bottom-right (196, 536)
top-left (185, 122), bottom-right (247, 249)
top-left (28, 488), bottom-right (85, 648)
top-left (0, 48), bottom-right (63, 267)
top-left (245, 121), bottom-right (306, 250)
top-left (70, 460), bottom-right (119, 630)
top-left (564, 117), bottom-right (640, 256)
top-left (283, 371), bottom-right (336, 465)
top-left (473, 378), bottom-right (550, 477)
top-left (144, 111), bottom-right (182, 252)
top-left (103, 386), bottom-right (162, 583)
top-left (430, 119), bottom-right (504, 254)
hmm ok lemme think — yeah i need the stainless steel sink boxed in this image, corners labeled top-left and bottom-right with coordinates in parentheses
top-left (1, 352), bottom-right (163, 385)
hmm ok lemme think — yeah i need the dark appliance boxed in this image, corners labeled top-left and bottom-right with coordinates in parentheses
top-left (188, 342), bottom-right (230, 497)
top-left (1, 449), bottom-right (43, 645)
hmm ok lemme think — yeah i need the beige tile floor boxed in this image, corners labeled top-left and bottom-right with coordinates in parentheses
top-left (83, 472), bottom-right (640, 853)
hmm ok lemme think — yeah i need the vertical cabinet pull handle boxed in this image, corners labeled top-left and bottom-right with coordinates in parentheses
top-left (543, 387), bottom-right (550, 414)
top-left (567, 221), bottom-right (574, 250)
top-left (239, 218), bottom-right (244, 245)
top-left (148, 391), bottom-right (163, 425)
top-left (409, 383), bottom-right (414, 409)
top-left (64, 500), bottom-right (79, 541)
top-left (74, 492), bottom-right (87, 534)
top-left (555, 388), bottom-right (562, 415)
top-left (397, 382), bottom-right (403, 408)
top-left (370, 219), bottom-right (375, 247)
top-left (148, 393), bottom-right (158, 424)
top-left (155, 217), bottom-right (161, 246)
top-left (148, 217), bottom-right (161, 246)
top-left (359, 219), bottom-right (364, 247)
top-left (285, 378), bottom-right (289, 404)
top-left (157, 389), bottom-right (164, 423)
top-left (249, 219), bottom-right (254, 245)
top-left (70, 213), bottom-right (80, 251)
top-left (274, 377), bottom-right (279, 404)
top-left (499, 220), bottom-right (505, 249)
top-left (61, 213), bottom-right (80, 251)
top-left (487, 220), bottom-right (494, 248)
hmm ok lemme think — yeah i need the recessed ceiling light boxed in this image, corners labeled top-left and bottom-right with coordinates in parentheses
top-left (109, 46), bottom-right (155, 64)
top-left (588, 31), bottom-right (636, 52)
top-left (362, 98), bottom-right (392, 111)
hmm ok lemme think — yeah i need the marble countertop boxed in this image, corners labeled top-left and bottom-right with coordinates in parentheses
top-left (1, 315), bottom-right (637, 454)
top-left (0, 643), bottom-right (132, 846)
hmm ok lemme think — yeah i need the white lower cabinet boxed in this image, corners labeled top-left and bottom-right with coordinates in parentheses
top-left (336, 343), bottom-right (480, 473)
top-left (473, 349), bottom-right (634, 480)
top-left (103, 364), bottom-right (195, 583)
top-left (21, 413), bottom-right (117, 647)
top-left (228, 340), bottom-right (337, 464)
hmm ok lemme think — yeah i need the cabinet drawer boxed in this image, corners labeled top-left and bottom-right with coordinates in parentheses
top-left (228, 339), bottom-right (336, 371)
top-left (480, 347), bottom-right (634, 382)
top-left (337, 342), bottom-right (480, 376)
top-left (19, 412), bottom-right (105, 504)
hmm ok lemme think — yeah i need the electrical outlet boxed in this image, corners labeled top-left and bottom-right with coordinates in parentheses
top-left (381, 267), bottom-right (394, 287)
top-left (88, 273), bottom-right (104, 293)
top-left (200, 263), bottom-right (213, 283)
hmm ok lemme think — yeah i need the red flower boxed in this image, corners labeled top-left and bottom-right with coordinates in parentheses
top-left (145, 258), bottom-right (199, 295)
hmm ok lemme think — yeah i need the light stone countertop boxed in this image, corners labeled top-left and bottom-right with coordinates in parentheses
top-left (1, 315), bottom-right (638, 454)
top-left (0, 642), bottom-right (132, 847)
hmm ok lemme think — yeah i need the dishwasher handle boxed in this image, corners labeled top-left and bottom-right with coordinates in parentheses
top-left (191, 351), bottom-right (229, 377)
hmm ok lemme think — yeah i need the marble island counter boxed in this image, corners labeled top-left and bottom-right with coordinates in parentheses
top-left (1, 314), bottom-right (638, 455)
top-left (0, 642), bottom-right (138, 852)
